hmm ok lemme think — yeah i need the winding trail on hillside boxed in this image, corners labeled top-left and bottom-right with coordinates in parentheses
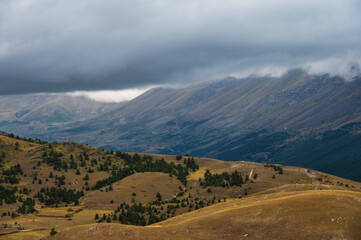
top-left (0, 228), bottom-right (47, 236)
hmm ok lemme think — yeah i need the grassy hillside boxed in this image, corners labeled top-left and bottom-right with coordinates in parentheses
top-left (47, 190), bottom-right (361, 240)
top-left (0, 134), bottom-right (360, 239)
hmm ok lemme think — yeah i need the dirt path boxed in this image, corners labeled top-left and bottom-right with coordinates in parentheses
top-left (0, 228), bottom-right (47, 236)
top-left (249, 169), bottom-right (253, 179)
top-left (36, 214), bottom-right (66, 218)
top-left (72, 208), bottom-right (84, 215)
top-left (36, 208), bottom-right (84, 218)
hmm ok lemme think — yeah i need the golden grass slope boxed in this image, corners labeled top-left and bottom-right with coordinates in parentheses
top-left (1, 135), bottom-right (361, 239)
top-left (84, 172), bottom-right (183, 209)
top-left (48, 190), bottom-right (361, 240)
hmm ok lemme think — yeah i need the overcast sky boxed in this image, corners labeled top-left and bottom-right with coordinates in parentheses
top-left (0, 0), bottom-right (360, 99)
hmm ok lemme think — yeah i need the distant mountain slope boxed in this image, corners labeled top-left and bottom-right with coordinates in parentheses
top-left (44, 69), bottom-right (361, 149)
top-left (0, 94), bottom-right (120, 135)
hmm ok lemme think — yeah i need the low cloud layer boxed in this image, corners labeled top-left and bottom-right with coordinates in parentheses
top-left (68, 88), bottom-right (151, 102)
top-left (1, 0), bottom-right (360, 95)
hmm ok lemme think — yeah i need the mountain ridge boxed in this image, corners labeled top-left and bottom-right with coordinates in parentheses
top-left (27, 70), bottom-right (361, 181)
top-left (43, 70), bottom-right (361, 147)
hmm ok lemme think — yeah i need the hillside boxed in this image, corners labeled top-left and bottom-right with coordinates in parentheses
top-left (0, 94), bottom-right (120, 136)
top-left (0, 134), bottom-right (360, 239)
top-left (48, 190), bottom-right (361, 240)
top-left (35, 70), bottom-right (361, 181)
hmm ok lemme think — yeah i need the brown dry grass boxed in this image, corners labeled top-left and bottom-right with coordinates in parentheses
top-left (48, 190), bottom-right (361, 240)
top-left (84, 172), bottom-right (183, 209)
top-left (0, 135), bottom-right (360, 239)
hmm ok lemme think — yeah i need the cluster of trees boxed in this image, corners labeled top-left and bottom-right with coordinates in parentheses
top-left (95, 202), bottom-right (166, 226)
top-left (54, 175), bottom-right (66, 186)
top-left (0, 186), bottom-right (34, 208)
top-left (42, 148), bottom-right (112, 177)
top-left (264, 164), bottom-right (283, 174)
top-left (92, 167), bottom-right (134, 190)
top-left (184, 158), bottom-right (199, 171)
top-left (35, 187), bottom-right (84, 206)
top-left (97, 191), bottom-right (224, 226)
top-left (5, 133), bottom-right (47, 144)
top-left (1, 211), bottom-right (18, 218)
top-left (77, 152), bottom-right (89, 168)
top-left (19, 187), bottom-right (30, 195)
top-left (3, 164), bottom-right (23, 176)
top-left (69, 156), bottom-right (78, 170)
top-left (17, 197), bottom-right (36, 214)
top-left (92, 153), bottom-right (199, 190)
top-left (42, 149), bottom-right (101, 175)
top-left (98, 159), bottom-right (111, 171)
top-left (0, 185), bottom-right (18, 204)
top-left (0, 152), bottom-right (6, 165)
top-left (1, 164), bottom-right (23, 184)
top-left (200, 170), bottom-right (247, 187)
top-left (42, 150), bottom-right (64, 171)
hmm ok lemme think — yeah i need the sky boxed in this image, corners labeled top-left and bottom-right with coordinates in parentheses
top-left (0, 0), bottom-right (361, 101)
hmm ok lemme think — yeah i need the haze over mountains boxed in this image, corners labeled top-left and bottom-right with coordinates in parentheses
top-left (0, 94), bottom-right (120, 136)
top-left (2, 69), bottom-right (361, 181)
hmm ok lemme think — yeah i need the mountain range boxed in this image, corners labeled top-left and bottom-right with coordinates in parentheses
top-left (0, 94), bottom-right (119, 136)
top-left (1, 69), bottom-right (361, 181)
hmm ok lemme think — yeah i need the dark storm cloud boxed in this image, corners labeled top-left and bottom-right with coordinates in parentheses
top-left (0, 0), bottom-right (360, 95)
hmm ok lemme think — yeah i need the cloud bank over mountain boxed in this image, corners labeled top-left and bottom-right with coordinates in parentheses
top-left (0, 0), bottom-right (360, 95)
top-left (67, 88), bottom-right (151, 102)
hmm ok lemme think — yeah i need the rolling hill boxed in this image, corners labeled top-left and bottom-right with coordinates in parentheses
top-left (47, 190), bottom-right (361, 240)
top-left (0, 134), bottom-right (360, 239)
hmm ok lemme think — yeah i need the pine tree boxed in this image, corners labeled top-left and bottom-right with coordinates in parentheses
top-left (156, 192), bottom-right (162, 201)
top-left (14, 142), bottom-right (19, 151)
top-left (50, 228), bottom-right (57, 236)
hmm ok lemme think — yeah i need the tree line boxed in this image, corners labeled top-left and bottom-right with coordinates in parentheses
top-left (199, 170), bottom-right (250, 188)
